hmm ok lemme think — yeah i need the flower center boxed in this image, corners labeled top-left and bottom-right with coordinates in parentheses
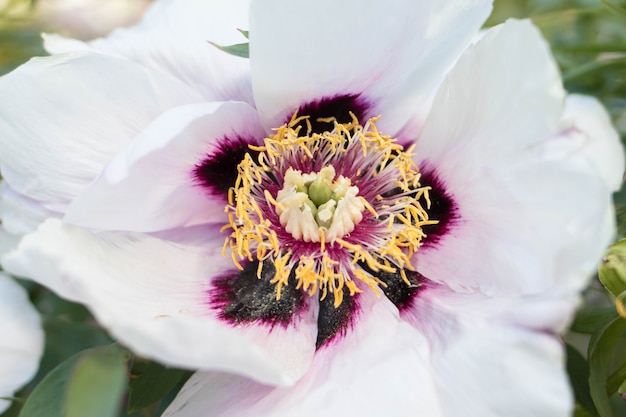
top-left (275, 166), bottom-right (365, 243)
top-left (223, 114), bottom-right (436, 307)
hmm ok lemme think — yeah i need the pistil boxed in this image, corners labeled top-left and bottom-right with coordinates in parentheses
top-left (275, 166), bottom-right (364, 243)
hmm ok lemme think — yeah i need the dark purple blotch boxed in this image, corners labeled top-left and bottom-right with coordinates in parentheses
top-left (420, 169), bottom-right (458, 247)
top-left (293, 94), bottom-right (370, 134)
top-left (210, 260), bottom-right (306, 328)
top-left (194, 135), bottom-right (260, 199)
top-left (359, 263), bottom-right (423, 311)
top-left (315, 292), bottom-right (358, 350)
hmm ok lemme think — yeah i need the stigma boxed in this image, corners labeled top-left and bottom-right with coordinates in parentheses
top-left (276, 166), bottom-right (365, 243)
top-left (223, 113), bottom-right (436, 307)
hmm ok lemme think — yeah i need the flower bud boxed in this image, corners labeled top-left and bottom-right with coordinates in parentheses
top-left (599, 239), bottom-right (626, 297)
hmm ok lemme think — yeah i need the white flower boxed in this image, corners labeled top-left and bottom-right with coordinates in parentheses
top-left (0, 0), bottom-right (622, 416)
top-left (0, 273), bottom-right (44, 414)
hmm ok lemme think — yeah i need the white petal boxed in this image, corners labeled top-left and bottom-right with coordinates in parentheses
top-left (2, 219), bottom-right (317, 386)
top-left (250, 0), bottom-right (492, 132)
top-left (418, 147), bottom-right (612, 295)
top-left (402, 287), bottom-right (572, 416)
top-left (436, 324), bottom-right (571, 416)
top-left (0, 182), bottom-right (59, 236)
top-left (561, 94), bottom-right (625, 192)
top-left (44, 0), bottom-right (253, 103)
top-left (42, 33), bottom-right (90, 52)
top-left (0, 51), bottom-right (203, 228)
top-left (413, 20), bottom-right (616, 295)
top-left (0, 274), bottom-right (44, 414)
top-left (415, 19), bottom-right (564, 166)
top-left (164, 293), bottom-right (444, 417)
top-left (0, 228), bottom-right (21, 259)
top-left (65, 102), bottom-right (265, 232)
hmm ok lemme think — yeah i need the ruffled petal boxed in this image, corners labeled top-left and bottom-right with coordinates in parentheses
top-left (403, 286), bottom-right (572, 417)
top-left (415, 19), bottom-right (564, 166)
top-left (44, 0), bottom-right (253, 103)
top-left (249, 0), bottom-right (492, 132)
top-left (561, 94), bottom-right (625, 192)
top-left (0, 274), bottom-right (44, 414)
top-left (2, 219), bottom-right (317, 386)
top-left (413, 20), bottom-right (618, 295)
top-left (164, 293), bottom-right (443, 417)
top-left (0, 51), bottom-right (203, 232)
top-left (65, 102), bottom-right (266, 232)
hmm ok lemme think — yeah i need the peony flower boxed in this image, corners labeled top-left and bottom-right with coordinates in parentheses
top-left (0, 0), bottom-right (622, 416)
top-left (0, 273), bottom-right (44, 414)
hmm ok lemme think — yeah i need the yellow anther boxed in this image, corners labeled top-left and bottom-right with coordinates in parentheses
top-left (248, 144), bottom-right (266, 152)
top-left (230, 250), bottom-right (244, 270)
top-left (399, 268), bottom-right (411, 286)
top-left (264, 190), bottom-right (285, 211)
top-left (360, 196), bottom-right (379, 218)
top-left (256, 260), bottom-right (264, 279)
top-left (224, 112), bottom-right (436, 308)
top-left (221, 238), bottom-right (229, 257)
top-left (320, 228), bottom-right (326, 253)
top-left (228, 187), bottom-right (234, 206)
top-left (345, 280), bottom-right (363, 296)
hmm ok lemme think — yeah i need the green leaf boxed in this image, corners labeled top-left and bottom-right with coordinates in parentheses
top-left (570, 307), bottom-right (618, 334)
top-left (237, 29), bottom-right (249, 39)
top-left (128, 359), bottom-right (192, 412)
top-left (65, 345), bottom-right (129, 417)
top-left (19, 350), bottom-right (82, 417)
top-left (208, 41), bottom-right (249, 58)
top-left (575, 403), bottom-right (593, 417)
top-left (567, 344), bottom-right (599, 416)
top-left (38, 318), bottom-right (112, 381)
top-left (588, 316), bottom-right (626, 417)
top-left (607, 362), bottom-right (626, 396)
top-left (19, 345), bottom-right (129, 417)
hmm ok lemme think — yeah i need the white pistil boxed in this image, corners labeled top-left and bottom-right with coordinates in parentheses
top-left (275, 166), bottom-right (364, 243)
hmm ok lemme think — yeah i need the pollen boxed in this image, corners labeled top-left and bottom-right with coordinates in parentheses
top-left (223, 113), bottom-right (435, 307)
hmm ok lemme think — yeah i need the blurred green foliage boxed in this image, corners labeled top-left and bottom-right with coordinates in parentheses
top-left (0, 0), bottom-right (44, 74)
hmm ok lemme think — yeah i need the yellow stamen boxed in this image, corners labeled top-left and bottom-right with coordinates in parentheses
top-left (360, 196), bottom-right (379, 218)
top-left (223, 114), bottom-right (436, 307)
top-left (264, 189), bottom-right (285, 211)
